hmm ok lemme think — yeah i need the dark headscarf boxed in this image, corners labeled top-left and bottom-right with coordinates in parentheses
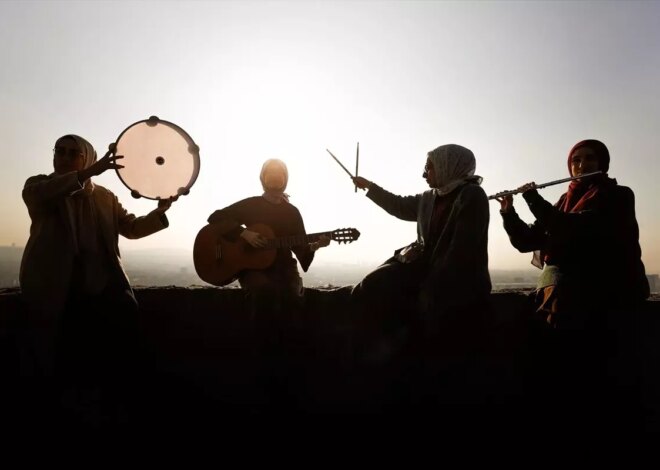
top-left (535, 139), bottom-right (618, 268)
top-left (558, 139), bottom-right (616, 213)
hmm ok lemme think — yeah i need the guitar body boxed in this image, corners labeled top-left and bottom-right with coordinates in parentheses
top-left (194, 223), bottom-right (359, 287)
top-left (193, 223), bottom-right (278, 286)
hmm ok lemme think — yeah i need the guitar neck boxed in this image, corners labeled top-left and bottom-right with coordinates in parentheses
top-left (266, 231), bottom-right (331, 249)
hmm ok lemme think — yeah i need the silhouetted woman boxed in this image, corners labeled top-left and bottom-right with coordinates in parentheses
top-left (20, 135), bottom-right (174, 402)
top-left (207, 158), bottom-right (329, 308)
top-left (206, 159), bottom-right (329, 407)
top-left (352, 144), bottom-right (491, 367)
top-left (497, 139), bottom-right (649, 429)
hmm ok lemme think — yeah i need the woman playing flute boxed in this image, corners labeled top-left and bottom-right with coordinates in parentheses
top-left (496, 139), bottom-right (649, 429)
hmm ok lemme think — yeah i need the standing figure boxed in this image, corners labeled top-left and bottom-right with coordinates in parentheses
top-left (20, 134), bottom-right (175, 413)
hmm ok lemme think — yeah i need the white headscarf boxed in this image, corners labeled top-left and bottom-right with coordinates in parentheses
top-left (427, 144), bottom-right (482, 196)
top-left (260, 158), bottom-right (290, 203)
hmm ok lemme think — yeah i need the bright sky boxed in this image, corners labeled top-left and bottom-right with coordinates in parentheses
top-left (1, 0), bottom-right (659, 273)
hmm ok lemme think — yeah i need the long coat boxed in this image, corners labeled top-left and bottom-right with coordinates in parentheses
top-left (501, 184), bottom-right (649, 306)
top-left (20, 171), bottom-right (168, 317)
top-left (367, 182), bottom-right (491, 312)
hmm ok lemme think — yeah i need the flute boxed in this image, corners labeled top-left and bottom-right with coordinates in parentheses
top-left (488, 171), bottom-right (603, 200)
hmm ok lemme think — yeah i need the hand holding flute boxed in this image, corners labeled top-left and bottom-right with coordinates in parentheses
top-left (495, 182), bottom-right (537, 213)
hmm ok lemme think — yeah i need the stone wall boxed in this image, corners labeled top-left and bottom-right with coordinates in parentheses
top-left (1, 287), bottom-right (658, 431)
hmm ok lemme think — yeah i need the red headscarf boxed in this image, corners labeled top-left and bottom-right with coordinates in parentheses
top-left (536, 140), bottom-right (618, 267)
top-left (557, 139), bottom-right (616, 213)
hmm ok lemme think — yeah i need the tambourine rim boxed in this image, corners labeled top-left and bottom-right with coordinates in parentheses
top-left (113, 117), bottom-right (201, 200)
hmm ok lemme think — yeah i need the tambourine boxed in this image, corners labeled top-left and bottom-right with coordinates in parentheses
top-left (112, 116), bottom-right (200, 200)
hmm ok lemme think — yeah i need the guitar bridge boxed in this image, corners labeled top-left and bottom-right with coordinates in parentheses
top-left (215, 244), bottom-right (222, 261)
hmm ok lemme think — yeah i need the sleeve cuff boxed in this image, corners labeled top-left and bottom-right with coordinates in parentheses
top-left (500, 208), bottom-right (517, 218)
top-left (365, 183), bottom-right (380, 200)
top-left (64, 171), bottom-right (85, 195)
top-left (522, 189), bottom-right (541, 204)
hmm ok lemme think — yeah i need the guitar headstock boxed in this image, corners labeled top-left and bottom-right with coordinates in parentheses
top-left (330, 228), bottom-right (360, 244)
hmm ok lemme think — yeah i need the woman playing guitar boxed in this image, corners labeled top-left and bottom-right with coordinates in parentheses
top-left (205, 158), bottom-right (330, 309)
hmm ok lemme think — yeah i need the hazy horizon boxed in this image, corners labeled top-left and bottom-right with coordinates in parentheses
top-left (2, 244), bottom-right (658, 293)
top-left (2, 1), bottom-right (659, 273)
top-left (0, 243), bottom-right (579, 291)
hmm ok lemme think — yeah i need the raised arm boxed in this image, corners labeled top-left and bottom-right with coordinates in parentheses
top-left (522, 189), bottom-right (606, 242)
top-left (117, 196), bottom-right (169, 240)
top-left (24, 147), bottom-right (124, 215)
top-left (22, 173), bottom-right (83, 214)
top-left (364, 183), bottom-right (420, 222)
top-left (500, 208), bottom-right (548, 253)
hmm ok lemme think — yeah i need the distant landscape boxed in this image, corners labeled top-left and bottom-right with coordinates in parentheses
top-left (2, 245), bottom-right (658, 292)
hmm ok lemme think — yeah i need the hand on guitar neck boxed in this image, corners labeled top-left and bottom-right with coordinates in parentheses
top-left (309, 234), bottom-right (331, 252)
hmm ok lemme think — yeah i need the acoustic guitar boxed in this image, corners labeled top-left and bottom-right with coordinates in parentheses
top-left (193, 223), bottom-right (360, 286)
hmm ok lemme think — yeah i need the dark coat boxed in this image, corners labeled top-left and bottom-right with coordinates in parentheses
top-left (501, 185), bottom-right (649, 306)
top-left (207, 196), bottom-right (314, 275)
top-left (20, 171), bottom-right (169, 317)
top-left (366, 182), bottom-right (491, 313)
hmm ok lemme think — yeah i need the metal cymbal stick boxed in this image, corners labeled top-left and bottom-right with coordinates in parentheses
top-left (354, 142), bottom-right (359, 193)
top-left (326, 149), bottom-right (355, 179)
